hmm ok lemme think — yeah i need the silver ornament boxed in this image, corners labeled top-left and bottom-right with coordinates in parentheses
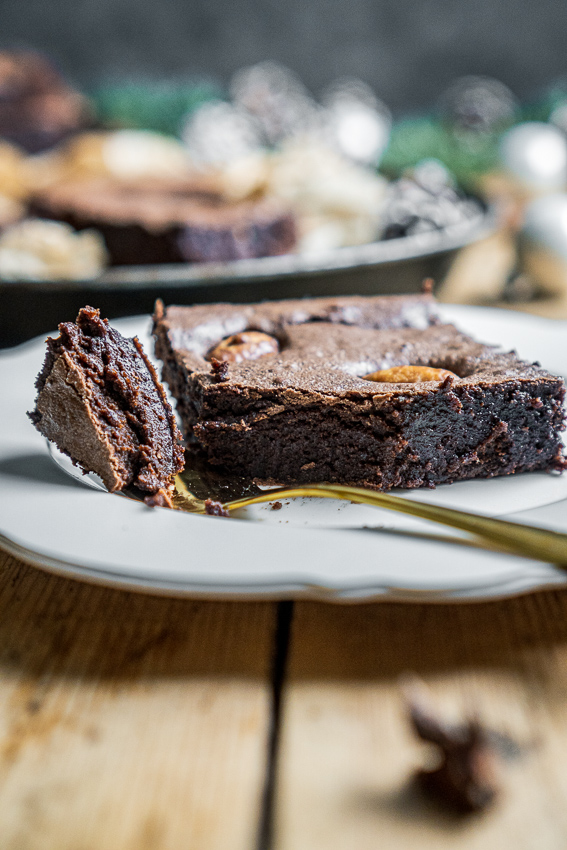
top-left (182, 100), bottom-right (262, 167)
top-left (500, 122), bottom-right (567, 193)
top-left (518, 192), bottom-right (567, 296)
top-left (320, 78), bottom-right (391, 167)
top-left (438, 75), bottom-right (518, 137)
top-left (230, 62), bottom-right (321, 148)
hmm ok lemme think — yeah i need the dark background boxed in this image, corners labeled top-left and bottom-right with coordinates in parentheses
top-left (2, 0), bottom-right (567, 113)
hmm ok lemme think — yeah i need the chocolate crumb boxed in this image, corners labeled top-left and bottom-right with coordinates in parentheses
top-left (144, 488), bottom-right (174, 509)
top-left (204, 498), bottom-right (230, 517)
top-left (271, 501), bottom-right (283, 510)
top-left (210, 358), bottom-right (229, 382)
top-left (552, 453), bottom-right (567, 472)
top-left (438, 374), bottom-right (456, 390)
top-left (403, 678), bottom-right (499, 813)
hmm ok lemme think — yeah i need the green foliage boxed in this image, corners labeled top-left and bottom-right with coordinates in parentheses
top-left (91, 79), bottom-right (222, 137)
top-left (380, 116), bottom-right (502, 190)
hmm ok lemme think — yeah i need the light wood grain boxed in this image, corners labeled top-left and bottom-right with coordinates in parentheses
top-left (275, 595), bottom-right (567, 850)
top-left (0, 551), bottom-right (276, 850)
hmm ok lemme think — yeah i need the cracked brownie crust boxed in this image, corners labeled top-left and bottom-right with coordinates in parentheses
top-left (153, 294), bottom-right (566, 491)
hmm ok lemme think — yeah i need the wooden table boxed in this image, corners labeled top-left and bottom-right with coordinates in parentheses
top-left (2, 238), bottom-right (567, 849)
top-left (3, 550), bottom-right (567, 849)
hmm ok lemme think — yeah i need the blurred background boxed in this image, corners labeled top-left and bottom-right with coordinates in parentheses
top-left (2, 0), bottom-right (567, 344)
top-left (2, 0), bottom-right (567, 112)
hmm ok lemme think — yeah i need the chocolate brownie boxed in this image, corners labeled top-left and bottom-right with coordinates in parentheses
top-left (29, 306), bottom-right (185, 498)
top-left (0, 51), bottom-right (91, 153)
top-left (31, 176), bottom-right (296, 265)
top-left (153, 293), bottom-right (566, 491)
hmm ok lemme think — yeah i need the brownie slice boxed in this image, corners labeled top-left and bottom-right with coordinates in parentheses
top-left (153, 293), bottom-right (564, 491)
top-left (29, 306), bottom-right (185, 497)
top-left (31, 176), bottom-right (296, 265)
top-left (0, 50), bottom-right (91, 153)
top-left (153, 294), bottom-right (566, 490)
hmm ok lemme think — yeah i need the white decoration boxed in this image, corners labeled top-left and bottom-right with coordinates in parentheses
top-left (500, 122), bottom-right (567, 193)
top-left (521, 193), bottom-right (567, 259)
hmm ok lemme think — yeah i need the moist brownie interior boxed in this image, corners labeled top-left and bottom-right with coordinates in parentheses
top-left (153, 293), bottom-right (566, 491)
top-left (30, 306), bottom-right (185, 495)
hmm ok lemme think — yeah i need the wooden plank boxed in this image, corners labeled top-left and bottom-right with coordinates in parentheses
top-left (276, 594), bottom-right (567, 850)
top-left (0, 550), bottom-right (276, 850)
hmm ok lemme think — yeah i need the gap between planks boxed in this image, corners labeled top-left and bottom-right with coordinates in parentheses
top-left (0, 551), bottom-right (281, 850)
top-left (274, 594), bottom-right (567, 850)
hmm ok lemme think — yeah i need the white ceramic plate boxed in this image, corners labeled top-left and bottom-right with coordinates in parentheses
top-left (1, 305), bottom-right (566, 602)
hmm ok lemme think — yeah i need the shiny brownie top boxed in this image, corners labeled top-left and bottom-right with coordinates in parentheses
top-left (153, 294), bottom-right (563, 396)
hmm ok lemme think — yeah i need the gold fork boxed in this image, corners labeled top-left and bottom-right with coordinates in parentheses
top-left (173, 477), bottom-right (567, 567)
